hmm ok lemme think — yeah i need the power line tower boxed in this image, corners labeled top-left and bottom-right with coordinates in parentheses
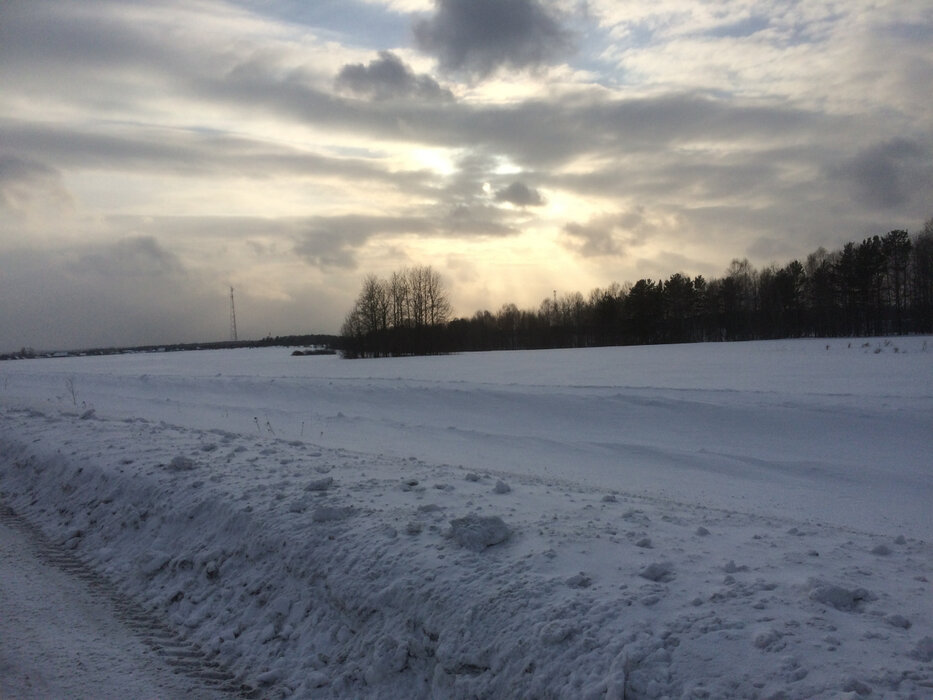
top-left (229, 286), bottom-right (238, 342)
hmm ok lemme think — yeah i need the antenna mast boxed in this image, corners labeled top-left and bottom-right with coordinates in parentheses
top-left (229, 286), bottom-right (238, 342)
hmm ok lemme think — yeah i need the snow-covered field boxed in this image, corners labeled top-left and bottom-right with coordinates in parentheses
top-left (1, 338), bottom-right (931, 698)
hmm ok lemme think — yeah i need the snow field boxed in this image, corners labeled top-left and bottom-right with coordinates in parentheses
top-left (1, 338), bottom-right (932, 697)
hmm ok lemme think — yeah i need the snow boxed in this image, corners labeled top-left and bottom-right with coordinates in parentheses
top-left (1, 337), bottom-right (931, 698)
top-left (0, 513), bottom-right (229, 699)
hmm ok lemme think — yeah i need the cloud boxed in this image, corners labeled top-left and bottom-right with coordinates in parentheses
top-left (292, 202), bottom-right (524, 271)
top-left (0, 242), bottom-right (214, 352)
top-left (293, 215), bottom-right (433, 269)
top-left (72, 236), bottom-right (185, 278)
top-left (834, 138), bottom-right (932, 209)
top-left (561, 212), bottom-right (645, 258)
top-left (0, 121), bottom-right (435, 200)
top-left (336, 51), bottom-right (452, 101)
top-left (441, 203), bottom-right (517, 236)
top-left (0, 155), bottom-right (73, 216)
top-left (402, 151), bottom-right (530, 237)
top-left (702, 15), bottom-right (770, 40)
top-left (413, 0), bottom-right (575, 76)
top-left (494, 181), bottom-right (544, 206)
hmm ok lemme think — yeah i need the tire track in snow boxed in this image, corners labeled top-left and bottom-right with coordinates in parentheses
top-left (0, 502), bottom-right (260, 699)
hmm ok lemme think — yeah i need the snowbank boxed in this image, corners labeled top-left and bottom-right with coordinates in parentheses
top-left (1, 339), bottom-right (932, 697)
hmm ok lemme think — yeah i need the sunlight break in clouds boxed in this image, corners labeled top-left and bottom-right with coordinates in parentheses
top-left (1, 0), bottom-right (931, 351)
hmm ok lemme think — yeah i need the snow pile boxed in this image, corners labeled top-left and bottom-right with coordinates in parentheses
top-left (1, 338), bottom-right (932, 698)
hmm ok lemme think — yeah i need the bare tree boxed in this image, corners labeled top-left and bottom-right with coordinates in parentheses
top-left (389, 269), bottom-right (411, 329)
top-left (342, 265), bottom-right (452, 357)
top-left (422, 266), bottom-right (452, 326)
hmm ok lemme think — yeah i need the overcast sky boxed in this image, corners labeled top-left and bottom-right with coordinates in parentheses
top-left (2, 0), bottom-right (931, 351)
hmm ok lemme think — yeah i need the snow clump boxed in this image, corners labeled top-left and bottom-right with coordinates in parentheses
top-left (167, 455), bottom-right (196, 471)
top-left (447, 514), bottom-right (511, 551)
top-left (808, 581), bottom-right (876, 612)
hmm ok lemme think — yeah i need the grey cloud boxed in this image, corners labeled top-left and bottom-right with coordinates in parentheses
top-left (293, 215), bottom-right (434, 270)
top-left (98, 214), bottom-right (445, 273)
top-left (292, 201), bottom-right (522, 270)
top-left (72, 236), bottom-right (185, 278)
top-left (703, 15), bottom-right (770, 39)
top-left (0, 243), bottom-right (215, 353)
top-left (1, 121), bottom-right (434, 191)
top-left (0, 224), bottom-right (354, 351)
top-left (442, 151), bottom-right (499, 199)
top-left (1, 125), bottom-right (200, 173)
top-left (634, 250), bottom-right (720, 282)
top-left (429, 152), bottom-right (529, 235)
top-left (173, 46), bottom-right (832, 179)
top-left (0, 0), bottom-right (208, 116)
top-left (562, 221), bottom-right (625, 257)
top-left (561, 213), bottom-right (644, 258)
top-left (835, 138), bottom-right (932, 209)
top-left (413, 0), bottom-right (575, 76)
top-left (336, 51), bottom-right (453, 101)
top-left (549, 148), bottom-right (791, 204)
top-left (336, 91), bottom-right (824, 172)
top-left (495, 181), bottom-right (544, 206)
top-left (0, 155), bottom-right (73, 215)
top-left (746, 235), bottom-right (797, 262)
top-left (442, 203), bottom-right (517, 236)
top-left (0, 1), bottom-right (160, 69)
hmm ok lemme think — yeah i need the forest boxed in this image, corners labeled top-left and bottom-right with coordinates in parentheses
top-left (341, 221), bottom-right (933, 358)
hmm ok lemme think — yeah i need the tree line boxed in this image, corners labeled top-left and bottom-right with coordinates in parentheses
top-left (341, 220), bottom-right (933, 357)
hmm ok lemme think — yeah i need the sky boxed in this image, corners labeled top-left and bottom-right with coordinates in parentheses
top-left (1, 0), bottom-right (932, 351)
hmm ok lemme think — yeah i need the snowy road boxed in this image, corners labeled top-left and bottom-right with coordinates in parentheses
top-left (0, 508), bottom-right (233, 699)
top-left (1, 338), bottom-right (932, 697)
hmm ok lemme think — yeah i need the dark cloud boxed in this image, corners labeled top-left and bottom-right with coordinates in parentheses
top-left (494, 181), bottom-right (544, 206)
top-left (336, 51), bottom-right (452, 101)
top-left (413, 0), bottom-right (575, 76)
top-left (835, 138), bottom-right (931, 209)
